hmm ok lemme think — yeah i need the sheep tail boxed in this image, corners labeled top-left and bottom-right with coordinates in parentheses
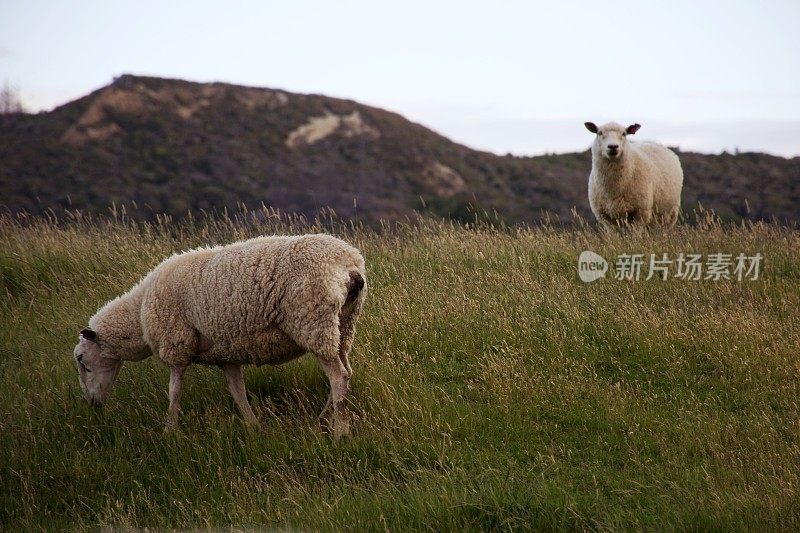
top-left (345, 268), bottom-right (365, 304)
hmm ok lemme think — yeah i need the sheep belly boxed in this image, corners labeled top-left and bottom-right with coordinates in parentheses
top-left (190, 327), bottom-right (306, 366)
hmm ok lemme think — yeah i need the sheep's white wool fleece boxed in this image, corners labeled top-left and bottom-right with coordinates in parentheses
top-left (88, 234), bottom-right (366, 367)
top-left (588, 123), bottom-right (683, 226)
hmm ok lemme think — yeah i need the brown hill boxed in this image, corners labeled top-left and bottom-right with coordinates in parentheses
top-left (1, 75), bottom-right (798, 224)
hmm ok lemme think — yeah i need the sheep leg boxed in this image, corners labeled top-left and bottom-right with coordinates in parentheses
top-left (222, 364), bottom-right (259, 427)
top-left (635, 208), bottom-right (652, 225)
top-left (165, 365), bottom-right (186, 432)
top-left (334, 302), bottom-right (359, 403)
top-left (316, 356), bottom-right (351, 438)
top-left (668, 207), bottom-right (679, 227)
top-left (318, 392), bottom-right (334, 431)
top-left (339, 342), bottom-right (354, 375)
top-left (318, 352), bottom-right (353, 431)
top-left (320, 300), bottom-right (361, 433)
top-left (596, 212), bottom-right (617, 233)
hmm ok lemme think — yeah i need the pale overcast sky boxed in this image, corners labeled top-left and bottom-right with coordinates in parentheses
top-left (1, 0), bottom-right (799, 156)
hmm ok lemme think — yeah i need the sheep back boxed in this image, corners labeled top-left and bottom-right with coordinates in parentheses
top-left (139, 234), bottom-right (366, 367)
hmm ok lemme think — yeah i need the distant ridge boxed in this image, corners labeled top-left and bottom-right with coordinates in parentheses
top-left (1, 75), bottom-right (798, 224)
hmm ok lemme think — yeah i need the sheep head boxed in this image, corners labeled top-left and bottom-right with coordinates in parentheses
top-left (73, 327), bottom-right (123, 407)
top-left (585, 121), bottom-right (640, 161)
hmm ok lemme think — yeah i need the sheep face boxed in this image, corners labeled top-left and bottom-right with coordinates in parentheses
top-left (585, 122), bottom-right (641, 161)
top-left (73, 328), bottom-right (123, 406)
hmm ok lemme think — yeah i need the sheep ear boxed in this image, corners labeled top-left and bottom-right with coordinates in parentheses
top-left (80, 328), bottom-right (97, 341)
top-left (626, 123), bottom-right (641, 135)
top-left (584, 122), bottom-right (598, 134)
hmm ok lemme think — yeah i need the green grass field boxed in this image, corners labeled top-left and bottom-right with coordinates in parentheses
top-left (1, 211), bottom-right (799, 530)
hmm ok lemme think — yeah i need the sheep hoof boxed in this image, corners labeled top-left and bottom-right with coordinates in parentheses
top-left (244, 419), bottom-right (261, 432)
top-left (333, 425), bottom-right (350, 439)
top-left (332, 412), bottom-right (351, 439)
top-left (319, 416), bottom-right (333, 434)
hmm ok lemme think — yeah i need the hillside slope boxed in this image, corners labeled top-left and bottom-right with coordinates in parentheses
top-left (1, 75), bottom-right (798, 223)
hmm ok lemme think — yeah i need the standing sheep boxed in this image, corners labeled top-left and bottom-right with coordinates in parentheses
top-left (72, 234), bottom-right (366, 438)
top-left (585, 121), bottom-right (683, 228)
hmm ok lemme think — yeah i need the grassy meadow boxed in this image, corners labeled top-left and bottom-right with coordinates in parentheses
top-left (1, 210), bottom-right (799, 530)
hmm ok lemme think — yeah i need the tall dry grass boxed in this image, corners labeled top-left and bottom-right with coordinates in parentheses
top-left (1, 209), bottom-right (799, 530)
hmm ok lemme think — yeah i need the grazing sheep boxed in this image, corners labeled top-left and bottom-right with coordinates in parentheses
top-left (72, 234), bottom-right (366, 438)
top-left (584, 121), bottom-right (683, 228)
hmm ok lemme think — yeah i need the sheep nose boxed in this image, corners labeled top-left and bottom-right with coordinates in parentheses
top-left (608, 144), bottom-right (619, 151)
